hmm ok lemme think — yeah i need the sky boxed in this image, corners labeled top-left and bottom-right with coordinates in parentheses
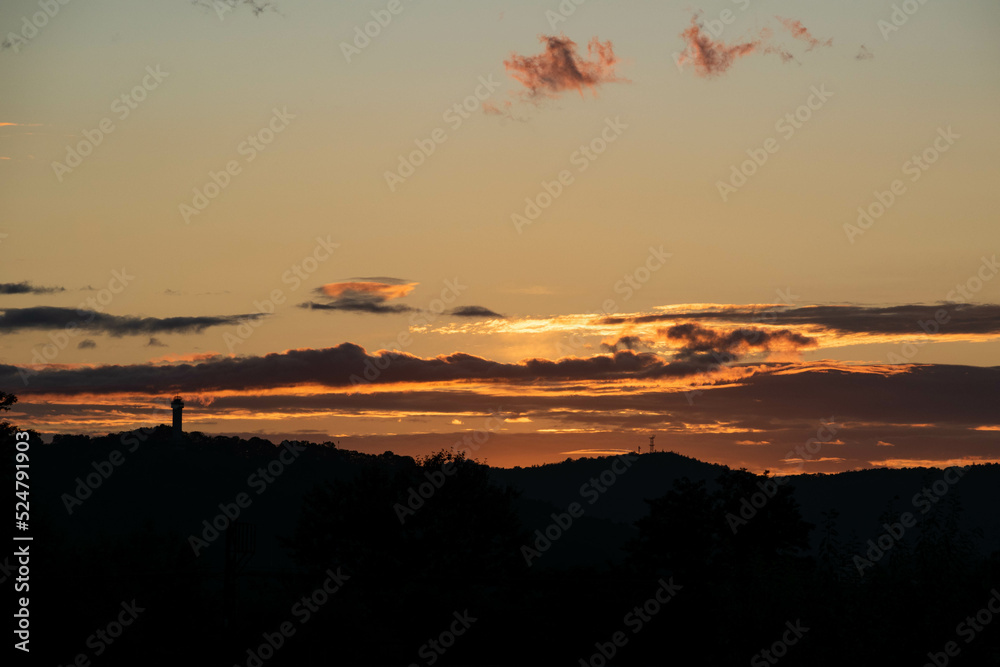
top-left (2, 0), bottom-right (999, 471)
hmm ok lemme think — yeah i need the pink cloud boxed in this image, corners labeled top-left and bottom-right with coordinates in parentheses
top-left (504, 34), bottom-right (625, 99)
top-left (678, 14), bottom-right (832, 78)
top-left (677, 16), bottom-right (763, 78)
top-left (776, 17), bottom-right (833, 50)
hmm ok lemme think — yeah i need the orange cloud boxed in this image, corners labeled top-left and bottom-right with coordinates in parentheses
top-left (319, 281), bottom-right (417, 300)
top-left (149, 352), bottom-right (226, 364)
top-left (870, 457), bottom-right (1000, 469)
top-left (306, 280), bottom-right (500, 318)
top-left (780, 456), bottom-right (845, 464)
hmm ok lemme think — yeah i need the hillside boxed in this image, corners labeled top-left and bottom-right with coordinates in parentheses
top-left (6, 428), bottom-right (999, 666)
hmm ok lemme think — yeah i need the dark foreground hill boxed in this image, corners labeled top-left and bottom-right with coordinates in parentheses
top-left (4, 427), bottom-right (999, 666)
top-left (492, 451), bottom-right (1000, 562)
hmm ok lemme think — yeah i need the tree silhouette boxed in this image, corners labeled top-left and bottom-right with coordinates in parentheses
top-left (282, 449), bottom-right (527, 663)
top-left (631, 469), bottom-right (812, 575)
top-left (286, 449), bottom-right (525, 582)
top-left (627, 469), bottom-right (813, 663)
top-left (0, 390), bottom-right (18, 441)
top-left (629, 477), bottom-right (717, 579)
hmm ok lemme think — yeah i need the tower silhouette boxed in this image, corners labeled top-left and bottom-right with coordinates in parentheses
top-left (171, 396), bottom-right (184, 442)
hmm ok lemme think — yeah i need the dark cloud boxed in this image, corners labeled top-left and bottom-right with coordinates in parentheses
top-left (661, 323), bottom-right (816, 362)
top-left (21, 363), bottom-right (999, 433)
top-left (449, 306), bottom-right (503, 318)
top-left (16, 363), bottom-right (1000, 472)
top-left (304, 281), bottom-right (500, 318)
top-left (504, 35), bottom-right (625, 99)
top-left (690, 362), bottom-right (1000, 431)
top-left (0, 281), bottom-right (65, 295)
top-left (598, 303), bottom-right (1000, 336)
top-left (0, 306), bottom-right (263, 336)
top-left (191, 0), bottom-right (278, 17)
top-left (146, 337), bottom-right (167, 348)
top-left (600, 335), bottom-right (653, 353)
top-left (77, 339), bottom-right (97, 349)
top-left (342, 277), bottom-right (414, 285)
top-left (301, 300), bottom-right (416, 315)
top-left (3, 343), bottom-right (728, 396)
top-left (304, 280), bottom-right (419, 315)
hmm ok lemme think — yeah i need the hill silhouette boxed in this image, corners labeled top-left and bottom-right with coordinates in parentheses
top-left (4, 423), bottom-right (999, 665)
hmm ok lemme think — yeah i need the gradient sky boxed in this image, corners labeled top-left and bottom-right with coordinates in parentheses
top-left (2, 0), bottom-right (999, 471)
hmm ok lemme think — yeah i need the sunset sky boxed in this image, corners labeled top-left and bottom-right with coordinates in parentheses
top-left (2, 0), bottom-right (999, 470)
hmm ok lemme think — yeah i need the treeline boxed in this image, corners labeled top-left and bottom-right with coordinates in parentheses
top-left (3, 426), bottom-right (998, 665)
